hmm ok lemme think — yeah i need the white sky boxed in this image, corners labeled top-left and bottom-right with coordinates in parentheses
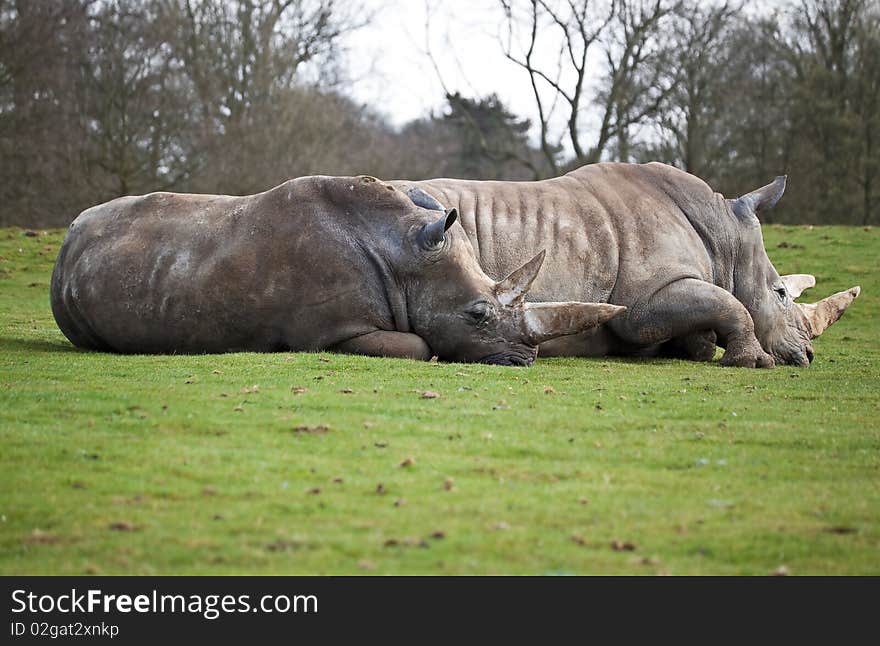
top-left (342, 0), bottom-right (552, 128)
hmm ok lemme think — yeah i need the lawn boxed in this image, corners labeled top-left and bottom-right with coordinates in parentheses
top-left (0, 224), bottom-right (878, 575)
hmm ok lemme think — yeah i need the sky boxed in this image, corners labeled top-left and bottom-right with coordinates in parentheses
top-left (341, 0), bottom-right (554, 128)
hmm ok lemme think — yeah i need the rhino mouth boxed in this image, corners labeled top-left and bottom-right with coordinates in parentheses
top-left (772, 345), bottom-right (814, 367)
top-left (480, 348), bottom-right (538, 367)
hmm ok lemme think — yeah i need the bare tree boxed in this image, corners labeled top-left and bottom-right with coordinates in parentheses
top-left (0, 0), bottom-right (95, 226)
top-left (777, 0), bottom-right (880, 224)
top-left (82, 0), bottom-right (195, 196)
top-left (499, 0), bottom-right (678, 172)
top-left (853, 3), bottom-right (880, 224)
top-left (597, 0), bottom-right (681, 163)
top-left (160, 0), bottom-right (367, 192)
top-left (647, 2), bottom-right (741, 176)
top-left (164, 0), bottom-right (359, 120)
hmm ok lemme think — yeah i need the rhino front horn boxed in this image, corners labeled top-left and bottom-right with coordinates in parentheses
top-left (523, 301), bottom-right (627, 345)
top-left (496, 250), bottom-right (546, 306)
top-left (798, 286), bottom-right (860, 338)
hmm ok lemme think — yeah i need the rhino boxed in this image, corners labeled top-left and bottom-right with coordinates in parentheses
top-left (50, 174), bottom-right (626, 366)
top-left (392, 162), bottom-right (861, 368)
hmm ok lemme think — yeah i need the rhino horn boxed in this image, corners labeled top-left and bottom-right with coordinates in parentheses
top-left (495, 250), bottom-right (546, 306)
top-left (523, 301), bottom-right (627, 345)
top-left (797, 286), bottom-right (860, 338)
top-left (407, 187), bottom-right (445, 211)
top-left (419, 208), bottom-right (457, 249)
top-left (781, 274), bottom-right (816, 298)
top-left (732, 176), bottom-right (786, 221)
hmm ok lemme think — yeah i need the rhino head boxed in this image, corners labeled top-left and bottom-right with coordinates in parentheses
top-left (362, 186), bottom-right (620, 366)
top-left (730, 177), bottom-right (860, 366)
top-left (400, 206), bottom-right (625, 365)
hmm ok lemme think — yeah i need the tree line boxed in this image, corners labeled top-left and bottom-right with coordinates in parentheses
top-left (1, 0), bottom-right (878, 227)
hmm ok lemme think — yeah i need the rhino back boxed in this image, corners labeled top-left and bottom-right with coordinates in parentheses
top-left (51, 179), bottom-right (394, 353)
top-left (394, 174), bottom-right (616, 303)
top-left (398, 162), bottom-right (736, 306)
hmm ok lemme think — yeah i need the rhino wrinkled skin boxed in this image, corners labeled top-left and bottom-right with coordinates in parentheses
top-left (50, 175), bottom-right (625, 365)
top-left (393, 162), bottom-right (861, 368)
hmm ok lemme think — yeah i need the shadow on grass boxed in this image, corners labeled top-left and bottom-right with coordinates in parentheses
top-left (0, 336), bottom-right (79, 354)
top-left (537, 354), bottom-right (712, 368)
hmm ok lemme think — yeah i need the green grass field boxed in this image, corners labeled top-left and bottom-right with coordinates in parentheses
top-left (1, 225), bottom-right (878, 575)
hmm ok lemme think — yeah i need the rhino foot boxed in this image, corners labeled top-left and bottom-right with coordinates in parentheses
top-left (720, 340), bottom-right (775, 368)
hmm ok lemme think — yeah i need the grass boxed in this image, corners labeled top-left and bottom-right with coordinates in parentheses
top-left (0, 224), bottom-right (878, 575)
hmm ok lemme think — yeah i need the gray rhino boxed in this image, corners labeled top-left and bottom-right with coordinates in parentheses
top-left (50, 175), bottom-right (625, 365)
top-left (393, 162), bottom-right (860, 368)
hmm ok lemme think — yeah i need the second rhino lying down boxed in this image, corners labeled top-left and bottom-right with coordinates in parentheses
top-left (50, 175), bottom-right (625, 365)
top-left (394, 162), bottom-right (860, 368)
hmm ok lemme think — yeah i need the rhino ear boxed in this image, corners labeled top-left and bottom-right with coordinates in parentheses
top-left (407, 187), bottom-right (445, 211)
top-left (732, 176), bottom-right (787, 222)
top-left (523, 302), bottom-right (627, 345)
top-left (780, 274), bottom-right (816, 299)
top-left (496, 250), bottom-right (546, 306)
top-left (418, 208), bottom-right (457, 249)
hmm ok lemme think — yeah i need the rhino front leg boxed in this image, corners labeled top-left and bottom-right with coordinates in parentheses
top-left (614, 278), bottom-right (774, 368)
top-left (330, 330), bottom-right (433, 361)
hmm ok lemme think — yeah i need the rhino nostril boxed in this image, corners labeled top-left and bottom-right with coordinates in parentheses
top-left (805, 347), bottom-right (814, 364)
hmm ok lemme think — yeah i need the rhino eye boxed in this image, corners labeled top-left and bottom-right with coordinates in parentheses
top-left (464, 301), bottom-right (492, 325)
top-left (774, 286), bottom-right (787, 301)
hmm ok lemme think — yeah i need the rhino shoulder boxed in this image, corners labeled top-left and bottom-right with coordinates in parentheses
top-left (62, 195), bottom-right (149, 242)
top-left (286, 174), bottom-right (415, 219)
top-left (638, 162), bottom-right (719, 201)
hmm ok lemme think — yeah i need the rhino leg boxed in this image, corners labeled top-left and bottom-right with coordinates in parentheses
top-left (660, 331), bottom-right (718, 362)
top-left (330, 331), bottom-right (433, 361)
top-left (612, 278), bottom-right (774, 368)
